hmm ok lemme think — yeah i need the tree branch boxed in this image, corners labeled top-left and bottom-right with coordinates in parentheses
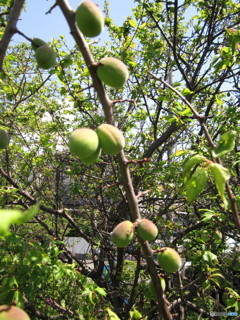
top-left (0, 166), bottom-right (95, 243)
top-left (0, 0), bottom-right (25, 71)
top-left (171, 298), bottom-right (210, 318)
top-left (143, 122), bottom-right (178, 158)
top-left (56, 1), bottom-right (173, 318)
top-left (147, 74), bottom-right (240, 231)
top-left (56, 0), bottom-right (114, 124)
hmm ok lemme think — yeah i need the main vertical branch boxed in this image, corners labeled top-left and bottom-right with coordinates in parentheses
top-left (56, 0), bottom-right (173, 318)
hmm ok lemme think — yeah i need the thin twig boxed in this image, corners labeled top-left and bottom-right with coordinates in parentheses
top-left (148, 72), bottom-right (203, 122)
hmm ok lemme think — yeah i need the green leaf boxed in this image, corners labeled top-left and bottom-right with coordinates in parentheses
top-left (203, 251), bottom-right (218, 264)
top-left (209, 273), bottom-right (225, 279)
top-left (0, 210), bottom-right (22, 235)
top-left (202, 279), bottom-right (210, 292)
top-left (208, 272), bottom-right (225, 287)
top-left (183, 154), bottom-right (207, 183)
top-left (170, 149), bottom-right (191, 159)
top-left (106, 308), bottom-right (121, 320)
top-left (209, 163), bottom-right (230, 208)
top-left (95, 287), bottom-right (107, 297)
top-left (212, 131), bottom-right (237, 157)
top-left (186, 166), bottom-right (208, 203)
top-left (0, 204), bottom-right (39, 235)
top-left (200, 210), bottom-right (216, 221)
top-left (17, 203), bottom-right (39, 223)
top-left (236, 195), bottom-right (240, 210)
top-left (209, 277), bottom-right (221, 287)
top-left (182, 87), bottom-right (194, 96)
top-left (129, 308), bottom-right (142, 319)
top-left (129, 19), bottom-right (137, 28)
top-left (88, 291), bottom-right (94, 305)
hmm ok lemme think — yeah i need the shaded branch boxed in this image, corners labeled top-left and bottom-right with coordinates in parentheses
top-left (0, 166), bottom-right (94, 243)
top-left (143, 122), bottom-right (178, 158)
top-left (171, 298), bottom-right (210, 318)
top-left (172, 221), bottom-right (206, 245)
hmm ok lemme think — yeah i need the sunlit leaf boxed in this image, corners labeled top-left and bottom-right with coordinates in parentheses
top-left (183, 154), bottom-right (207, 183)
top-left (186, 167), bottom-right (208, 203)
top-left (17, 203), bottom-right (39, 223)
top-left (88, 291), bottom-right (94, 305)
top-left (209, 163), bottom-right (230, 208)
top-left (209, 277), bottom-right (221, 287)
top-left (95, 287), bottom-right (107, 297)
top-left (0, 210), bottom-right (23, 235)
top-left (170, 149), bottom-right (190, 158)
top-left (200, 210), bottom-right (216, 221)
top-left (202, 279), bottom-right (210, 292)
top-left (129, 308), bottom-right (142, 319)
top-left (129, 19), bottom-right (137, 28)
top-left (203, 251), bottom-right (218, 264)
top-left (209, 273), bottom-right (225, 279)
top-left (0, 204), bottom-right (39, 235)
top-left (106, 308), bottom-right (121, 320)
top-left (212, 131), bottom-right (237, 157)
top-left (182, 87), bottom-right (194, 95)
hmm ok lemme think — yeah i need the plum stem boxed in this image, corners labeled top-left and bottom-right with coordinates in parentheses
top-left (126, 221), bottom-right (138, 235)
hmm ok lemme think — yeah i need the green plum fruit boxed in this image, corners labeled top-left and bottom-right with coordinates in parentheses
top-left (157, 247), bottom-right (181, 273)
top-left (0, 130), bottom-right (9, 150)
top-left (31, 38), bottom-right (46, 51)
top-left (80, 145), bottom-right (101, 165)
top-left (69, 128), bottom-right (99, 161)
top-left (111, 220), bottom-right (134, 248)
top-left (75, 0), bottom-right (104, 38)
top-left (96, 123), bottom-right (125, 155)
top-left (35, 44), bottom-right (56, 69)
top-left (97, 57), bottom-right (129, 88)
top-left (137, 219), bottom-right (158, 241)
top-left (0, 305), bottom-right (30, 320)
top-left (149, 276), bottom-right (166, 298)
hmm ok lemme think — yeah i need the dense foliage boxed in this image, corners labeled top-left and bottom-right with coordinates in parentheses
top-left (0, 0), bottom-right (239, 319)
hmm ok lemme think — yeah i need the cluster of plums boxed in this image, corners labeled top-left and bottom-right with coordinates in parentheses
top-left (111, 219), bottom-right (181, 288)
top-left (75, 0), bottom-right (129, 89)
top-left (29, 0), bottom-right (178, 303)
top-left (69, 124), bottom-right (125, 164)
top-left (0, 305), bottom-right (30, 320)
top-left (32, 0), bottom-right (129, 88)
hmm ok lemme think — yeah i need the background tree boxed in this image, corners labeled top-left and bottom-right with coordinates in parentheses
top-left (0, 0), bottom-right (239, 319)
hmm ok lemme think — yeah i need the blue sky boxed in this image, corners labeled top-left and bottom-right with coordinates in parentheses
top-left (13, 0), bottom-right (135, 46)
